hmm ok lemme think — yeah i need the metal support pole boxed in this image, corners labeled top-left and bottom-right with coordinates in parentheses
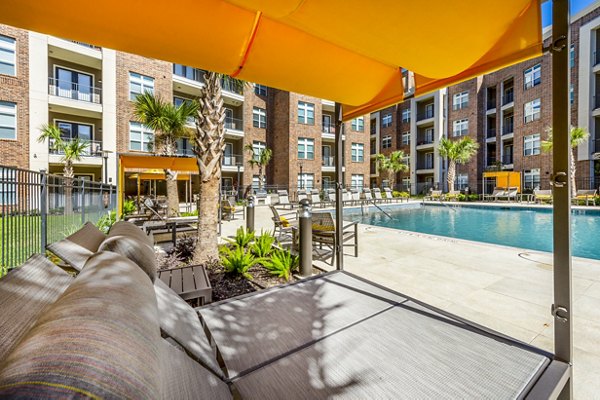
top-left (246, 195), bottom-right (255, 232)
top-left (298, 198), bottom-right (312, 277)
top-left (552, 1), bottom-right (573, 398)
top-left (81, 179), bottom-right (86, 224)
top-left (334, 102), bottom-right (344, 270)
top-left (40, 169), bottom-right (48, 253)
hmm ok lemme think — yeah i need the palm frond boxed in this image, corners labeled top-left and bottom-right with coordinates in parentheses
top-left (132, 92), bottom-right (171, 134)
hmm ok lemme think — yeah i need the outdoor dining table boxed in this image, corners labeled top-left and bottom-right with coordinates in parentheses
top-left (143, 216), bottom-right (198, 245)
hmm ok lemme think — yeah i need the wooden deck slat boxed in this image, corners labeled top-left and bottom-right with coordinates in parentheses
top-left (170, 268), bottom-right (183, 293)
top-left (182, 265), bottom-right (195, 292)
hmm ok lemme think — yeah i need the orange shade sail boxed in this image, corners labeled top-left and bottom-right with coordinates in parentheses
top-left (0, 0), bottom-right (542, 119)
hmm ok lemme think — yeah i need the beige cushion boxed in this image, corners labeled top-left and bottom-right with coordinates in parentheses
top-left (46, 222), bottom-right (107, 270)
top-left (99, 235), bottom-right (157, 282)
top-left (109, 220), bottom-right (153, 246)
top-left (0, 252), bottom-right (161, 399)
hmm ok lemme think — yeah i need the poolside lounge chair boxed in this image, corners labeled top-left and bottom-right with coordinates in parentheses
top-left (342, 189), bottom-right (354, 206)
top-left (483, 187), bottom-right (506, 202)
top-left (310, 189), bottom-right (324, 208)
top-left (276, 190), bottom-right (294, 209)
top-left (325, 188), bottom-right (336, 204)
top-left (351, 188), bottom-right (362, 205)
top-left (572, 189), bottom-right (597, 206)
top-left (363, 188), bottom-right (374, 202)
top-left (311, 211), bottom-right (358, 265)
top-left (495, 187), bottom-right (518, 202)
top-left (269, 205), bottom-right (297, 240)
top-left (373, 187), bottom-right (387, 203)
top-left (425, 190), bottom-right (442, 201)
top-left (534, 189), bottom-right (553, 204)
top-left (383, 187), bottom-right (400, 203)
top-left (297, 189), bottom-right (308, 203)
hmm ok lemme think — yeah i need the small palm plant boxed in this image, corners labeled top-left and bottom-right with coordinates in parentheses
top-left (226, 226), bottom-right (255, 248)
top-left (251, 230), bottom-right (276, 258)
top-left (375, 150), bottom-right (408, 191)
top-left (220, 244), bottom-right (264, 280)
top-left (542, 127), bottom-right (589, 194)
top-left (263, 248), bottom-right (299, 281)
top-left (244, 144), bottom-right (272, 191)
top-left (133, 92), bottom-right (199, 217)
top-left (38, 124), bottom-right (89, 214)
top-left (438, 137), bottom-right (479, 191)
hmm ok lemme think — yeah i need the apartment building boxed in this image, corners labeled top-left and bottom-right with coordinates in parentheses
top-left (370, 2), bottom-right (600, 195)
top-left (0, 24), bottom-right (370, 200)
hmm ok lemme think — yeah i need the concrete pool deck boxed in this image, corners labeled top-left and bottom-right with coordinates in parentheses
top-left (221, 203), bottom-right (600, 399)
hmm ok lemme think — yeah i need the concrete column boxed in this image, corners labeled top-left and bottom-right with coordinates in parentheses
top-left (102, 49), bottom-right (118, 185)
top-left (28, 32), bottom-right (49, 172)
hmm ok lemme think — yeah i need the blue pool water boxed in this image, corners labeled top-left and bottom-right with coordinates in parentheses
top-left (345, 204), bottom-right (600, 260)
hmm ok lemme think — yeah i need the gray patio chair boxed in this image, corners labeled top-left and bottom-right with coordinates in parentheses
top-left (533, 189), bottom-right (552, 204)
top-left (384, 187), bottom-right (401, 203)
top-left (325, 188), bottom-right (336, 203)
top-left (572, 189), bottom-right (597, 206)
top-left (350, 188), bottom-right (361, 205)
top-left (483, 187), bottom-right (506, 202)
top-left (424, 189), bottom-right (442, 201)
top-left (310, 189), bottom-right (324, 208)
top-left (373, 187), bottom-right (386, 203)
top-left (363, 188), bottom-right (374, 202)
top-left (496, 187), bottom-right (518, 202)
top-left (269, 205), bottom-right (297, 241)
top-left (342, 189), bottom-right (354, 206)
top-left (297, 189), bottom-right (308, 203)
top-left (276, 190), bottom-right (294, 209)
top-left (311, 211), bottom-right (358, 265)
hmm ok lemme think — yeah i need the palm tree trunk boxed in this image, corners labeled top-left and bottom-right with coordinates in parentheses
top-left (258, 165), bottom-right (263, 190)
top-left (165, 172), bottom-right (179, 217)
top-left (63, 163), bottom-right (74, 215)
top-left (193, 177), bottom-right (220, 263)
top-left (571, 148), bottom-right (577, 196)
top-left (447, 160), bottom-right (456, 192)
top-left (389, 170), bottom-right (395, 191)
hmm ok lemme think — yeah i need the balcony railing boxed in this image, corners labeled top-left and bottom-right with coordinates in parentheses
top-left (370, 125), bottom-right (377, 135)
top-left (502, 154), bottom-right (514, 164)
top-left (594, 95), bottom-right (600, 110)
top-left (48, 77), bottom-right (101, 104)
top-left (322, 156), bottom-right (335, 167)
top-left (502, 90), bottom-right (514, 105)
top-left (417, 161), bottom-right (434, 170)
top-left (417, 108), bottom-right (434, 121)
top-left (594, 138), bottom-right (600, 154)
top-left (222, 154), bottom-right (243, 167)
top-left (487, 128), bottom-right (497, 138)
top-left (173, 64), bottom-right (206, 83)
top-left (487, 98), bottom-right (496, 110)
top-left (221, 77), bottom-right (243, 95)
top-left (225, 117), bottom-right (243, 131)
top-left (70, 40), bottom-right (101, 49)
top-left (486, 158), bottom-right (497, 166)
top-left (502, 122), bottom-right (514, 135)
top-left (322, 122), bottom-right (335, 134)
top-left (416, 135), bottom-right (434, 145)
top-left (175, 147), bottom-right (195, 157)
top-left (49, 139), bottom-right (103, 157)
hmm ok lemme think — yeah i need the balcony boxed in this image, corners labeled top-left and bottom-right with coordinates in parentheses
top-left (593, 95), bottom-right (600, 111)
top-left (594, 51), bottom-right (600, 67)
top-left (486, 98), bottom-right (497, 110)
top-left (49, 139), bottom-right (103, 164)
top-left (173, 64), bottom-right (206, 84)
top-left (69, 40), bottom-right (100, 49)
top-left (417, 108), bottom-right (434, 121)
top-left (486, 128), bottom-right (497, 139)
top-left (502, 122), bottom-right (514, 136)
top-left (502, 90), bottom-right (514, 106)
top-left (175, 147), bottom-right (195, 157)
top-left (221, 77), bottom-right (243, 95)
top-left (416, 161), bottom-right (434, 170)
top-left (322, 122), bottom-right (335, 134)
top-left (416, 135), bottom-right (434, 147)
top-left (370, 124), bottom-right (377, 135)
top-left (222, 154), bottom-right (244, 172)
top-left (322, 156), bottom-right (336, 172)
top-left (593, 138), bottom-right (600, 154)
top-left (48, 77), bottom-right (101, 104)
top-left (502, 154), bottom-right (513, 165)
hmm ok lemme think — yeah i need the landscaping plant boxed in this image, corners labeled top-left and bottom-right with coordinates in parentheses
top-left (96, 210), bottom-right (117, 233)
top-left (220, 244), bottom-right (264, 280)
top-left (251, 230), bottom-right (276, 258)
top-left (227, 227), bottom-right (255, 248)
top-left (263, 248), bottom-right (299, 281)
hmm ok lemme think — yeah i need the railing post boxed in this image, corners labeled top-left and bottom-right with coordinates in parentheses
top-left (298, 199), bottom-right (312, 277)
top-left (40, 169), bottom-right (48, 253)
top-left (81, 179), bottom-right (86, 225)
top-left (246, 195), bottom-right (255, 232)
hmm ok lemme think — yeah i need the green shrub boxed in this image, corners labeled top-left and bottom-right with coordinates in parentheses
top-left (0, 265), bottom-right (9, 278)
top-left (227, 227), bottom-right (255, 248)
top-left (262, 248), bottom-right (299, 281)
top-left (181, 210), bottom-right (198, 217)
top-left (220, 244), bottom-right (263, 280)
top-left (123, 200), bottom-right (136, 216)
top-left (457, 194), bottom-right (466, 202)
top-left (395, 191), bottom-right (410, 198)
top-left (468, 194), bottom-right (479, 202)
top-left (252, 230), bottom-right (276, 258)
top-left (171, 234), bottom-right (196, 262)
top-left (96, 210), bottom-right (117, 233)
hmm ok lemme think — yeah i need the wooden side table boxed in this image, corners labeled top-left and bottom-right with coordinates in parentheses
top-left (157, 265), bottom-right (212, 305)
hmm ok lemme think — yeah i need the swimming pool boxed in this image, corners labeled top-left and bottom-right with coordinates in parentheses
top-left (344, 204), bottom-right (600, 260)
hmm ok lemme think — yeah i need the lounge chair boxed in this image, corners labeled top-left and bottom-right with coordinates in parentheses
top-left (373, 187), bottom-right (386, 203)
top-left (572, 189), bottom-right (597, 206)
top-left (350, 188), bottom-right (362, 205)
top-left (483, 187), bottom-right (506, 202)
top-left (384, 187), bottom-right (401, 203)
top-left (363, 188), bottom-right (374, 202)
top-left (310, 189), bottom-right (324, 208)
top-left (311, 211), bottom-right (358, 265)
top-left (534, 189), bottom-right (553, 204)
top-left (325, 188), bottom-right (336, 204)
top-left (269, 205), bottom-right (297, 240)
top-left (342, 189), bottom-right (354, 206)
top-left (297, 189), bottom-right (308, 203)
top-left (425, 189), bottom-right (442, 201)
top-left (276, 190), bottom-right (294, 209)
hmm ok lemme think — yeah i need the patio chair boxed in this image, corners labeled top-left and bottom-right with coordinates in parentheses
top-left (424, 189), bottom-right (442, 201)
top-left (310, 189), bottom-right (324, 208)
top-left (297, 189), bottom-right (308, 203)
top-left (311, 211), bottom-right (358, 265)
top-left (363, 188), bottom-right (374, 202)
top-left (350, 188), bottom-right (362, 205)
top-left (483, 187), bottom-right (506, 202)
top-left (325, 188), bottom-right (336, 203)
top-left (373, 187), bottom-right (386, 203)
top-left (533, 189), bottom-right (553, 204)
top-left (276, 190), bottom-right (294, 209)
top-left (220, 198), bottom-right (244, 220)
top-left (269, 205), bottom-right (297, 240)
top-left (384, 187), bottom-right (400, 203)
top-left (342, 189), bottom-right (354, 206)
top-left (572, 189), bottom-right (597, 206)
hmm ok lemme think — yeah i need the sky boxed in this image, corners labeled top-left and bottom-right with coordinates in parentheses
top-left (542, 0), bottom-right (599, 26)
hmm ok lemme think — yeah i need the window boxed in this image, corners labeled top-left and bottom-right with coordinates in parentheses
top-left (452, 119), bottom-right (469, 137)
top-left (252, 140), bottom-right (266, 161)
top-left (351, 117), bottom-right (364, 132)
top-left (129, 121), bottom-right (154, 152)
top-left (55, 121), bottom-right (93, 153)
top-left (0, 35), bottom-right (16, 76)
top-left (297, 137), bottom-right (314, 159)
top-left (298, 101), bottom-right (314, 124)
top-left (452, 91), bottom-right (469, 110)
top-left (382, 135), bottom-right (392, 149)
top-left (401, 108), bottom-right (411, 123)
top-left (523, 168), bottom-right (541, 190)
top-left (252, 107), bottom-right (266, 128)
top-left (524, 64), bottom-right (541, 89)
top-left (351, 174), bottom-right (364, 189)
top-left (0, 167), bottom-right (16, 205)
top-left (297, 173), bottom-right (314, 190)
top-left (351, 143), bottom-right (364, 162)
top-left (456, 173), bottom-right (468, 190)
top-left (403, 156), bottom-right (410, 169)
top-left (254, 84), bottom-right (267, 96)
top-left (402, 132), bottom-right (410, 146)
top-left (0, 101), bottom-right (17, 139)
top-left (523, 133), bottom-right (541, 156)
top-left (570, 84), bottom-right (574, 105)
top-left (173, 64), bottom-right (203, 82)
top-left (174, 96), bottom-right (196, 124)
top-left (570, 44), bottom-right (575, 68)
top-left (129, 72), bottom-right (154, 100)
top-left (524, 99), bottom-right (541, 123)
top-left (176, 137), bottom-right (194, 156)
top-left (382, 113), bottom-right (392, 127)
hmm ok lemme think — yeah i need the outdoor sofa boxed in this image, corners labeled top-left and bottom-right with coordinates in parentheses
top-left (0, 220), bottom-right (570, 398)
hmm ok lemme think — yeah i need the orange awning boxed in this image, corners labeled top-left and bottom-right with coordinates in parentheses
top-left (119, 154), bottom-right (199, 173)
top-left (0, 0), bottom-right (542, 120)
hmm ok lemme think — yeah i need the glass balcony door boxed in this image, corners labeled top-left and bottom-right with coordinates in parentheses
top-left (55, 67), bottom-right (93, 102)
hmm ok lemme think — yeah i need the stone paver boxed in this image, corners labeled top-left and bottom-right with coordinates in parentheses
top-left (222, 204), bottom-right (600, 399)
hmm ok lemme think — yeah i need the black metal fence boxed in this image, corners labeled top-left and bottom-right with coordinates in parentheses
top-left (1, 166), bottom-right (116, 268)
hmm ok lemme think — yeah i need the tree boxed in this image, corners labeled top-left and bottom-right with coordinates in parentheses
top-left (192, 72), bottom-right (245, 264)
top-left (133, 92), bottom-right (198, 217)
top-left (542, 126), bottom-right (589, 194)
top-left (244, 144), bottom-right (272, 191)
top-left (438, 137), bottom-right (479, 191)
top-left (38, 124), bottom-right (89, 214)
top-left (375, 150), bottom-right (408, 190)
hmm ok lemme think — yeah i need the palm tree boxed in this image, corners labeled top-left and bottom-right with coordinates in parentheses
top-left (38, 124), bottom-right (89, 214)
top-left (192, 72), bottom-right (246, 263)
top-left (375, 150), bottom-right (408, 190)
top-left (133, 92), bottom-right (198, 217)
top-left (438, 137), bottom-right (479, 191)
top-left (542, 126), bottom-right (589, 194)
top-left (244, 144), bottom-right (272, 191)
